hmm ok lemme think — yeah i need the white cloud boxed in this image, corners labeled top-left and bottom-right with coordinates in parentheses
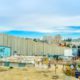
top-left (0, 0), bottom-right (80, 34)
top-left (9, 15), bottom-right (80, 32)
top-left (0, 14), bottom-right (80, 33)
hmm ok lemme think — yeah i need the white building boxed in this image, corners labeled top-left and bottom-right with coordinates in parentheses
top-left (43, 35), bottom-right (53, 44)
top-left (64, 48), bottom-right (73, 57)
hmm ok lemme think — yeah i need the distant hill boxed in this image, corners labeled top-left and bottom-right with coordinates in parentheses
top-left (4, 30), bottom-right (47, 39)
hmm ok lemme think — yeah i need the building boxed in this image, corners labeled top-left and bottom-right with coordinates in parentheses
top-left (43, 34), bottom-right (62, 44)
top-left (53, 34), bottom-right (62, 43)
top-left (43, 35), bottom-right (54, 44)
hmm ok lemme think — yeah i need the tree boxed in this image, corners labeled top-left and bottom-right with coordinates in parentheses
top-left (33, 39), bottom-right (37, 42)
top-left (72, 45), bottom-right (76, 48)
top-left (66, 44), bottom-right (71, 48)
top-left (78, 45), bottom-right (80, 48)
top-left (64, 38), bottom-right (72, 42)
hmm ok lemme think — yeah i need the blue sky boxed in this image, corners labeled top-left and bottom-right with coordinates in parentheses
top-left (0, 0), bottom-right (80, 39)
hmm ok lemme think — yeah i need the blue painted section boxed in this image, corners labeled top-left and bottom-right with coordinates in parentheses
top-left (48, 54), bottom-right (63, 59)
top-left (0, 46), bottom-right (11, 58)
top-left (18, 63), bottom-right (26, 67)
top-left (4, 62), bottom-right (10, 66)
top-left (72, 48), bottom-right (78, 56)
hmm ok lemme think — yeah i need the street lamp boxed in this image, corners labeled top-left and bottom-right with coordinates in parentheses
top-left (52, 55), bottom-right (59, 79)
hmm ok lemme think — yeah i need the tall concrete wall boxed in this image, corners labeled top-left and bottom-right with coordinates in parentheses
top-left (0, 34), bottom-right (65, 56)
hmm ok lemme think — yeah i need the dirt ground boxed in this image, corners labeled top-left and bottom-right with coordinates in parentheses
top-left (0, 65), bottom-right (76, 80)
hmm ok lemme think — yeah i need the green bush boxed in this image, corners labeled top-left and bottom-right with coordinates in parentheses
top-left (9, 66), bottom-right (13, 69)
top-left (78, 64), bottom-right (80, 68)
